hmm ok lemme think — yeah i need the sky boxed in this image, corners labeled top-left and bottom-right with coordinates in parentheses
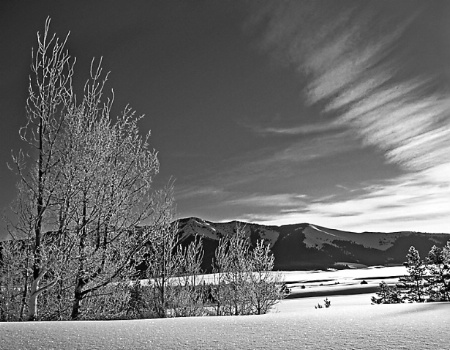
top-left (0, 0), bottom-right (449, 235)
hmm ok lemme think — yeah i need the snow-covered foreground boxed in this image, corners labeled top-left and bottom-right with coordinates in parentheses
top-left (1, 267), bottom-right (449, 350)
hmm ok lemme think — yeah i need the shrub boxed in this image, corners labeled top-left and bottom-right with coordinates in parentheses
top-left (371, 281), bottom-right (402, 304)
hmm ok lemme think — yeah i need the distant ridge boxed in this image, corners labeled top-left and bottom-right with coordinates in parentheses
top-left (176, 217), bottom-right (450, 271)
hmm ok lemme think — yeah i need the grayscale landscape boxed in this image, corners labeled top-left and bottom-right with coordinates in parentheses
top-left (1, 1), bottom-right (450, 349)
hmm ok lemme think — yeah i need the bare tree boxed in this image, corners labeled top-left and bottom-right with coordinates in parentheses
top-left (211, 225), bottom-right (251, 315)
top-left (7, 18), bottom-right (171, 321)
top-left (8, 17), bottom-right (75, 320)
top-left (248, 240), bottom-right (283, 315)
top-left (211, 225), bottom-right (282, 316)
top-left (58, 59), bottom-right (161, 319)
top-left (171, 236), bottom-right (204, 317)
top-left (145, 204), bottom-right (180, 318)
top-left (211, 232), bottom-right (229, 315)
top-left (222, 226), bottom-right (253, 315)
top-left (0, 239), bottom-right (33, 321)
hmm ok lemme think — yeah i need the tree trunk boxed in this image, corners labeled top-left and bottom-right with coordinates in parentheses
top-left (71, 277), bottom-right (85, 320)
top-left (71, 196), bottom-right (88, 320)
top-left (27, 271), bottom-right (58, 321)
top-left (27, 281), bottom-right (39, 321)
top-left (19, 266), bottom-right (29, 320)
top-left (27, 277), bottom-right (42, 321)
top-left (28, 117), bottom-right (45, 321)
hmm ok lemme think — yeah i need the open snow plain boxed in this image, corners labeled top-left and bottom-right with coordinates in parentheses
top-left (1, 266), bottom-right (449, 350)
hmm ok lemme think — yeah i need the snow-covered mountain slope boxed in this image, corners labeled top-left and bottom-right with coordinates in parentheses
top-left (176, 217), bottom-right (450, 271)
top-left (178, 217), bottom-right (221, 241)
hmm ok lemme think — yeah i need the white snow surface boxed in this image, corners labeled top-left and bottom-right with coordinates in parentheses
top-left (303, 224), bottom-right (401, 250)
top-left (1, 266), bottom-right (449, 350)
top-left (144, 265), bottom-right (406, 291)
top-left (179, 218), bottom-right (221, 240)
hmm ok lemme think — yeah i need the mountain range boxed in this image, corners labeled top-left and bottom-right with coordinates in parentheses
top-left (176, 217), bottom-right (450, 271)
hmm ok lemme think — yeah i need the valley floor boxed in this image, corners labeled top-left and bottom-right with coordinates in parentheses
top-left (1, 267), bottom-right (449, 350)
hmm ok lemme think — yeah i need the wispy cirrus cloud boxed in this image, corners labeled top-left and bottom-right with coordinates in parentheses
top-left (252, 1), bottom-right (450, 172)
top-left (248, 121), bottom-right (342, 136)
top-left (248, 165), bottom-right (450, 233)
top-left (224, 193), bottom-right (307, 208)
top-left (175, 185), bottom-right (226, 200)
top-left (214, 129), bottom-right (359, 191)
top-left (245, 1), bottom-right (450, 232)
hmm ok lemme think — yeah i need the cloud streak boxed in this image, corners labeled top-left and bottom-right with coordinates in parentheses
top-left (249, 121), bottom-right (342, 136)
top-left (247, 167), bottom-right (450, 233)
top-left (225, 193), bottom-right (307, 208)
top-left (253, 1), bottom-right (450, 172)
top-left (245, 1), bottom-right (450, 232)
top-left (215, 130), bottom-right (359, 191)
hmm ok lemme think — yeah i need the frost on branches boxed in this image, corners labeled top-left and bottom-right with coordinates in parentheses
top-left (0, 20), bottom-right (284, 322)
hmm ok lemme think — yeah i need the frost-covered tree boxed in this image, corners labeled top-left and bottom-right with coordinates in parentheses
top-left (211, 225), bottom-right (282, 316)
top-left (141, 221), bottom-right (206, 318)
top-left (144, 209), bottom-right (180, 318)
top-left (61, 63), bottom-right (162, 319)
top-left (210, 231), bottom-right (228, 315)
top-left (7, 17), bottom-right (75, 320)
top-left (248, 240), bottom-right (283, 315)
top-left (0, 239), bottom-right (34, 321)
top-left (170, 236), bottom-right (205, 317)
top-left (212, 225), bottom-right (252, 315)
top-left (6, 18), bottom-right (170, 321)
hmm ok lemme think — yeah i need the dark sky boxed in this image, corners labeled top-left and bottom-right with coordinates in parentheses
top-left (1, 0), bottom-right (449, 236)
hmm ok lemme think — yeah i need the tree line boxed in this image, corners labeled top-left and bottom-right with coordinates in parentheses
top-left (0, 19), bottom-right (283, 321)
top-left (372, 243), bottom-right (450, 304)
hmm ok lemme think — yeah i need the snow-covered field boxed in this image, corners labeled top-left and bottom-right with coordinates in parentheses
top-left (282, 265), bottom-right (407, 297)
top-left (1, 267), bottom-right (449, 350)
